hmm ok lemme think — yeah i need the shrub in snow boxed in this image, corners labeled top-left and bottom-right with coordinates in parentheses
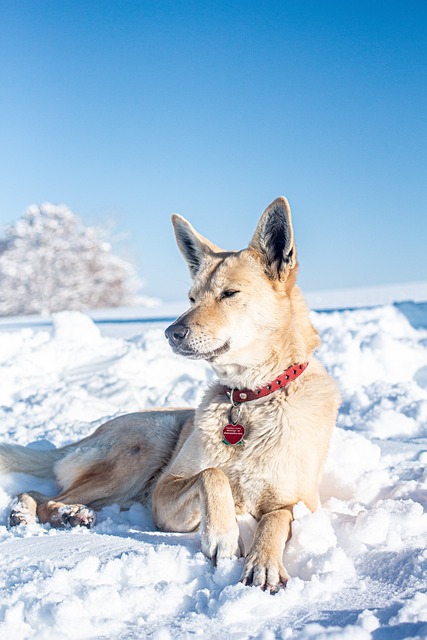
top-left (0, 203), bottom-right (141, 316)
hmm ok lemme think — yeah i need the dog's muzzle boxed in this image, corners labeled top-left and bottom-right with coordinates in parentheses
top-left (165, 320), bottom-right (230, 360)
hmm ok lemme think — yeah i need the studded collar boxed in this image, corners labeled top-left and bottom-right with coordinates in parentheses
top-left (224, 362), bottom-right (309, 404)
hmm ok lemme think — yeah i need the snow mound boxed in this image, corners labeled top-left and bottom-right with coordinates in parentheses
top-left (0, 303), bottom-right (426, 638)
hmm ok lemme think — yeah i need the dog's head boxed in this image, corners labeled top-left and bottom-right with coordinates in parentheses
top-left (165, 197), bottom-right (319, 378)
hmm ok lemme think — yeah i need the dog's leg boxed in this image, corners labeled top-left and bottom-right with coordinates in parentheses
top-left (199, 468), bottom-right (241, 563)
top-left (241, 507), bottom-right (293, 593)
top-left (23, 459), bottom-right (141, 528)
top-left (9, 490), bottom-right (95, 528)
top-left (37, 492), bottom-right (96, 528)
top-left (153, 468), bottom-right (240, 563)
top-left (8, 458), bottom-right (124, 528)
top-left (8, 459), bottom-right (122, 528)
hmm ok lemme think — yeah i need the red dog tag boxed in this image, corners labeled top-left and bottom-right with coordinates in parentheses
top-left (222, 423), bottom-right (245, 445)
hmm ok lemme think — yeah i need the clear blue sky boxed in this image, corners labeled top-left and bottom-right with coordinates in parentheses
top-left (1, 1), bottom-right (426, 301)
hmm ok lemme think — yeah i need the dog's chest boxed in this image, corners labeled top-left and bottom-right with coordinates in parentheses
top-left (196, 392), bottom-right (302, 515)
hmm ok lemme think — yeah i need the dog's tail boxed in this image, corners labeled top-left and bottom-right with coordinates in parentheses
top-left (0, 443), bottom-right (67, 478)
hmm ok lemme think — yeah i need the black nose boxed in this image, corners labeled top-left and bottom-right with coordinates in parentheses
top-left (165, 322), bottom-right (190, 347)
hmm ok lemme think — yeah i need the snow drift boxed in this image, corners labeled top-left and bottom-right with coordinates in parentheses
top-left (0, 302), bottom-right (426, 639)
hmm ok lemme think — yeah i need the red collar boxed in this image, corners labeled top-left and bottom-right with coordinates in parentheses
top-left (224, 362), bottom-right (309, 404)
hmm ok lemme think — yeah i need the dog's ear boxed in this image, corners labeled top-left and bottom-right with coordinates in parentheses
top-left (171, 214), bottom-right (221, 278)
top-left (249, 197), bottom-right (296, 280)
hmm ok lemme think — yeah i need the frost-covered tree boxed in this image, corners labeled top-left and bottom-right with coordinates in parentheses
top-left (0, 203), bottom-right (142, 316)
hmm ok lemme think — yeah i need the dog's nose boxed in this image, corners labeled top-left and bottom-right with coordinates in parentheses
top-left (165, 323), bottom-right (190, 347)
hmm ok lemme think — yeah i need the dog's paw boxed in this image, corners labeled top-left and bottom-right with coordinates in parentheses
top-left (201, 523), bottom-right (241, 565)
top-left (52, 504), bottom-right (96, 529)
top-left (240, 551), bottom-right (289, 594)
top-left (9, 501), bottom-right (36, 527)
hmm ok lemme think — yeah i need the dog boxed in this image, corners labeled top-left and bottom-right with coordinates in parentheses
top-left (0, 197), bottom-right (339, 593)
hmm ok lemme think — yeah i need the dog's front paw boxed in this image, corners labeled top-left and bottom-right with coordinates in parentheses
top-left (201, 523), bottom-right (241, 565)
top-left (241, 551), bottom-right (289, 594)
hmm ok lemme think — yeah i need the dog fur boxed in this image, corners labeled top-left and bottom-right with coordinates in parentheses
top-left (0, 197), bottom-right (339, 593)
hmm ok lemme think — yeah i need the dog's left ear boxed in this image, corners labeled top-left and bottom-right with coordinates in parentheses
top-left (249, 197), bottom-right (296, 280)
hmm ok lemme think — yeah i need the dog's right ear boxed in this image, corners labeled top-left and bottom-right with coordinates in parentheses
top-left (171, 214), bottom-right (220, 278)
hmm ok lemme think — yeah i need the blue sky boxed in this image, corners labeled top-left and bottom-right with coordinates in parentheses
top-left (1, 1), bottom-right (426, 301)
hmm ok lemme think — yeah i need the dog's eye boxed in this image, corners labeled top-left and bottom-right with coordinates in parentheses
top-left (220, 290), bottom-right (239, 300)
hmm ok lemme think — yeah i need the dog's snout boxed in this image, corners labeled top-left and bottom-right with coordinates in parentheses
top-left (165, 322), bottom-right (190, 347)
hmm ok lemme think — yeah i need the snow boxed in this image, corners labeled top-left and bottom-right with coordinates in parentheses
top-left (305, 280), bottom-right (427, 310)
top-left (0, 293), bottom-right (426, 639)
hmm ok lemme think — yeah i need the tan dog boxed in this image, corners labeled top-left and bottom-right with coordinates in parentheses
top-left (0, 197), bottom-right (339, 593)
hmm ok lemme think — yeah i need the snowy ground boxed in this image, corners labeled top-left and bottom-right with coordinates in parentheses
top-left (0, 292), bottom-right (426, 639)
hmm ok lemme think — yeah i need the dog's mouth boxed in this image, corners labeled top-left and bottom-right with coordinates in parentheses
top-left (173, 341), bottom-right (230, 361)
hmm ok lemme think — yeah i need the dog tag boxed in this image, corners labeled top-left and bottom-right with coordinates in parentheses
top-left (222, 423), bottom-right (245, 446)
